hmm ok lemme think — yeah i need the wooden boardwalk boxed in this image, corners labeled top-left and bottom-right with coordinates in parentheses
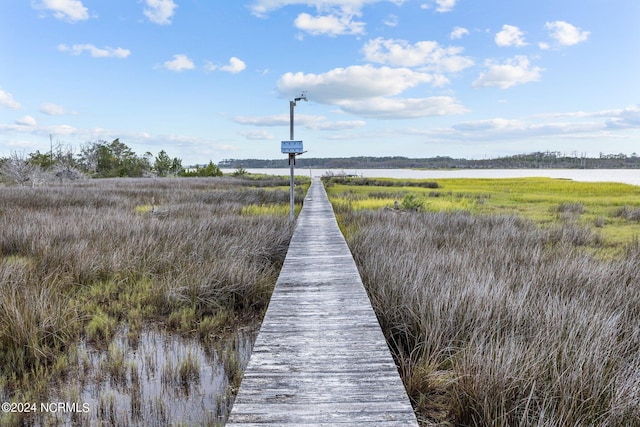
top-left (226, 178), bottom-right (418, 426)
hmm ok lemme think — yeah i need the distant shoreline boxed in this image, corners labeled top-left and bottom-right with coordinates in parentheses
top-left (218, 152), bottom-right (640, 170)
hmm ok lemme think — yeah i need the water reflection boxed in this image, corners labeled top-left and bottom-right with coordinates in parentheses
top-left (49, 326), bottom-right (255, 426)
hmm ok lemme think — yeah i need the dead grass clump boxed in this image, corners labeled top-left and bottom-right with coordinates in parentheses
top-left (0, 268), bottom-right (80, 378)
top-left (556, 201), bottom-right (585, 214)
top-left (338, 208), bottom-right (640, 426)
top-left (545, 221), bottom-right (602, 247)
top-left (613, 205), bottom-right (640, 222)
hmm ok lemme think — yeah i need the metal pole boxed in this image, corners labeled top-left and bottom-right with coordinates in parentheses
top-left (289, 100), bottom-right (296, 220)
top-left (289, 154), bottom-right (295, 220)
top-left (290, 100), bottom-right (295, 141)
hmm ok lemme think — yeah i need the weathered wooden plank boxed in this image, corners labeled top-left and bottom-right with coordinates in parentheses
top-left (226, 178), bottom-right (418, 426)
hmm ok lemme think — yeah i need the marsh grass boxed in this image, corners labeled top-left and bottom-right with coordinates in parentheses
top-left (614, 205), bottom-right (640, 222)
top-left (326, 177), bottom-right (640, 249)
top-left (0, 176), bottom-right (304, 425)
top-left (333, 181), bottom-right (640, 426)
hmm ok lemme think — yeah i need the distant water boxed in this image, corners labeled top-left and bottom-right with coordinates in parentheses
top-left (221, 168), bottom-right (640, 187)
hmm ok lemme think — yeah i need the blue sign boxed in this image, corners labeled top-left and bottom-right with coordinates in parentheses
top-left (281, 140), bottom-right (303, 154)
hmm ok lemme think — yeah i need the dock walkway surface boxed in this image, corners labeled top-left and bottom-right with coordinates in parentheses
top-left (227, 178), bottom-right (418, 426)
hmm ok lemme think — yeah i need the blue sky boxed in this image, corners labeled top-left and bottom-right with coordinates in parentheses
top-left (1, 0), bottom-right (639, 165)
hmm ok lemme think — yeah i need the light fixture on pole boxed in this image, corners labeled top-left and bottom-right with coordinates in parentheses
top-left (281, 93), bottom-right (307, 220)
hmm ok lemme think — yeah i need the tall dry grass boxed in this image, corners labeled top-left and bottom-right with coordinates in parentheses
top-left (337, 206), bottom-right (640, 426)
top-left (0, 177), bottom-right (297, 395)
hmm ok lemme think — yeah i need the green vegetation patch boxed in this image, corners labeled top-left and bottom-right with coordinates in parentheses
top-left (325, 176), bottom-right (640, 248)
top-left (324, 175), bottom-right (439, 188)
top-left (242, 204), bottom-right (290, 216)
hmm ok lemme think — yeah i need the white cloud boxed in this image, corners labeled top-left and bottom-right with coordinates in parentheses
top-left (538, 42), bottom-right (551, 50)
top-left (277, 65), bottom-right (438, 104)
top-left (384, 14), bottom-right (398, 27)
top-left (40, 103), bottom-right (69, 115)
top-left (295, 12), bottom-right (365, 36)
top-left (473, 56), bottom-right (542, 89)
top-left (0, 122), bottom-right (79, 137)
top-left (418, 107), bottom-right (640, 144)
top-left (233, 114), bottom-right (290, 127)
top-left (307, 120), bottom-right (366, 130)
top-left (404, 119), bottom-right (579, 144)
top-left (233, 114), bottom-right (366, 131)
top-left (447, 117), bottom-right (605, 141)
top-left (340, 96), bottom-right (468, 119)
top-left (533, 109), bottom-right (625, 120)
top-left (240, 130), bottom-right (275, 140)
top-left (234, 113), bottom-right (316, 128)
top-left (495, 24), bottom-right (527, 47)
top-left (249, 0), bottom-right (405, 35)
top-left (277, 65), bottom-right (467, 119)
top-left (362, 37), bottom-right (474, 73)
top-left (0, 89), bottom-right (22, 110)
top-left (207, 57), bottom-right (247, 74)
top-left (453, 118), bottom-right (526, 132)
top-left (544, 21), bottom-right (590, 47)
top-left (450, 26), bottom-right (469, 39)
top-left (15, 116), bottom-right (37, 127)
top-left (32, 0), bottom-right (89, 22)
top-left (162, 54), bottom-right (195, 71)
top-left (58, 44), bottom-right (131, 58)
top-left (605, 105), bottom-right (640, 129)
top-left (435, 0), bottom-right (456, 12)
top-left (144, 0), bottom-right (178, 25)
top-left (249, 0), bottom-right (382, 17)
top-left (220, 57), bottom-right (247, 73)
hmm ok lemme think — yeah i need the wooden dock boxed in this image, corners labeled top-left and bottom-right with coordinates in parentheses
top-left (226, 178), bottom-right (418, 426)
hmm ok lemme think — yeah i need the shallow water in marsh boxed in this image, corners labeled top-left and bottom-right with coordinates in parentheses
top-left (43, 327), bottom-right (255, 426)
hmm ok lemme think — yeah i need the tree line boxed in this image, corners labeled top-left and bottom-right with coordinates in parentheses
top-left (219, 151), bottom-right (640, 170)
top-left (0, 138), bottom-right (222, 186)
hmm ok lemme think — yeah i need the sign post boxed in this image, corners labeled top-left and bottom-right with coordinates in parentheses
top-left (282, 94), bottom-right (307, 220)
top-left (281, 141), bottom-right (303, 220)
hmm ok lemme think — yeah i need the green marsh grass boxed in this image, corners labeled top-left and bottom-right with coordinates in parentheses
top-left (325, 176), bottom-right (640, 249)
top-left (0, 175), bottom-right (307, 425)
top-left (327, 176), bottom-right (640, 426)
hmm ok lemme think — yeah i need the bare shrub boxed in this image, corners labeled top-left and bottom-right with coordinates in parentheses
top-left (613, 205), bottom-right (640, 222)
top-left (0, 152), bottom-right (46, 186)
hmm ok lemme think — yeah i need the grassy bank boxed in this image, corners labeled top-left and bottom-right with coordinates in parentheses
top-left (326, 176), bottom-right (640, 426)
top-left (325, 176), bottom-right (640, 253)
top-left (0, 175), bottom-right (308, 425)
